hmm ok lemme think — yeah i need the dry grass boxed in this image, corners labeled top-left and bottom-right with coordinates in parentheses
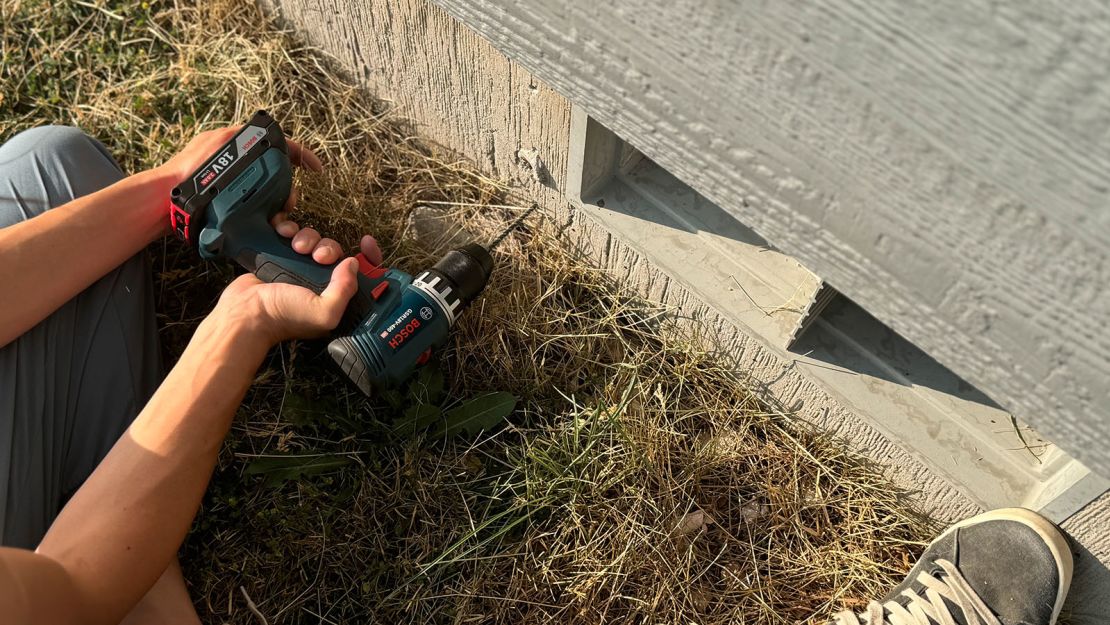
top-left (1, 1), bottom-right (935, 623)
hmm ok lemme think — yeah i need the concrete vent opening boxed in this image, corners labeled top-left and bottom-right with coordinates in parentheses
top-left (566, 106), bottom-right (1107, 521)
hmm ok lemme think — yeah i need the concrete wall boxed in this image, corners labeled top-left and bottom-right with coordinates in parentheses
top-left (262, 0), bottom-right (1110, 618)
top-left (265, 0), bottom-right (570, 198)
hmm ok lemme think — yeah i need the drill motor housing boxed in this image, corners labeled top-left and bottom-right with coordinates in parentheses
top-left (169, 110), bottom-right (492, 394)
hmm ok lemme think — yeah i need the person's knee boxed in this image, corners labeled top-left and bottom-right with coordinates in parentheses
top-left (0, 126), bottom-right (125, 215)
top-left (8, 126), bottom-right (89, 151)
top-left (1, 125), bottom-right (114, 165)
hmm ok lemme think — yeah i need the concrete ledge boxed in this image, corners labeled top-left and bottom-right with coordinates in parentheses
top-left (549, 176), bottom-right (980, 523)
top-left (565, 107), bottom-right (1107, 521)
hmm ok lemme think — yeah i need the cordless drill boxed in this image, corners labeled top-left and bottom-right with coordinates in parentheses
top-left (169, 110), bottom-right (494, 395)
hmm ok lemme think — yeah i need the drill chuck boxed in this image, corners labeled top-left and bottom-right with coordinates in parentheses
top-left (413, 243), bottom-right (494, 322)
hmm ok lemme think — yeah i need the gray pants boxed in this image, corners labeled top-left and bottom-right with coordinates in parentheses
top-left (0, 126), bottom-right (162, 548)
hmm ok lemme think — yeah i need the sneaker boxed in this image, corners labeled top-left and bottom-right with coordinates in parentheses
top-left (831, 507), bottom-right (1073, 625)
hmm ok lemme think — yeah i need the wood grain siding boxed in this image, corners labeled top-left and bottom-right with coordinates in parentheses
top-left (427, 0), bottom-right (1110, 477)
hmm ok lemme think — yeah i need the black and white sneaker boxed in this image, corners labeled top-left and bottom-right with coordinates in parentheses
top-left (831, 508), bottom-right (1073, 625)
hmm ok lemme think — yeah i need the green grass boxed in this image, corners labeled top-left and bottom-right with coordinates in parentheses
top-left (1, 1), bottom-right (935, 623)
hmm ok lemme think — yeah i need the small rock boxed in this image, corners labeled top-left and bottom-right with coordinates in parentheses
top-left (739, 499), bottom-right (769, 524)
top-left (516, 147), bottom-right (550, 185)
top-left (675, 508), bottom-right (714, 536)
top-left (405, 205), bottom-right (478, 254)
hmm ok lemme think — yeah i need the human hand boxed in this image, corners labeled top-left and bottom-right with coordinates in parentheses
top-left (160, 124), bottom-right (386, 263)
top-left (166, 125), bottom-right (387, 344)
top-left (269, 214), bottom-right (384, 267)
top-left (209, 234), bottom-right (380, 345)
top-left (211, 231), bottom-right (383, 345)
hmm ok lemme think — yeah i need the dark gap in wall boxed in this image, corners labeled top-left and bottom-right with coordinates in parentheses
top-left (791, 292), bottom-right (1002, 410)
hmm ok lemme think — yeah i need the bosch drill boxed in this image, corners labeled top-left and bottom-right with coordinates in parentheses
top-left (169, 110), bottom-right (494, 395)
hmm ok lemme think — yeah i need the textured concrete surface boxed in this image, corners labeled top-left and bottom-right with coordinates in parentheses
top-left (556, 190), bottom-right (1110, 622)
top-left (260, 0), bottom-right (570, 194)
top-left (1062, 492), bottom-right (1110, 621)
top-left (263, 0), bottom-right (1110, 618)
top-left (426, 0), bottom-right (1110, 482)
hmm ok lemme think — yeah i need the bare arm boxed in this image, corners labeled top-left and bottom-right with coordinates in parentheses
top-left (0, 256), bottom-right (361, 625)
top-left (0, 124), bottom-right (379, 623)
top-left (0, 126), bottom-right (331, 348)
top-left (0, 168), bottom-right (170, 346)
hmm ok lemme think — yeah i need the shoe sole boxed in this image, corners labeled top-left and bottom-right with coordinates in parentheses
top-left (934, 507), bottom-right (1073, 625)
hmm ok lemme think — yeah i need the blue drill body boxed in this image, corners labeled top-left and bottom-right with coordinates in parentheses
top-left (169, 111), bottom-right (493, 394)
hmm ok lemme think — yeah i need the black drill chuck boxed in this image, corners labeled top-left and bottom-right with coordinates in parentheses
top-left (432, 243), bottom-right (494, 304)
top-left (408, 243), bottom-right (494, 325)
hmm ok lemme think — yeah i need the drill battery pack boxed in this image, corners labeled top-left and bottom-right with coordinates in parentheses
top-left (169, 110), bottom-right (287, 248)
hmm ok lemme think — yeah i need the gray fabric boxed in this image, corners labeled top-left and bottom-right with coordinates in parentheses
top-left (0, 126), bottom-right (162, 548)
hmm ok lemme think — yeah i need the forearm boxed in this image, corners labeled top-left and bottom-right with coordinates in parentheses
top-left (0, 167), bottom-right (171, 346)
top-left (35, 305), bottom-right (271, 624)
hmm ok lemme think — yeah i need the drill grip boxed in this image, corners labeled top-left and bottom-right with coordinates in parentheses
top-left (235, 233), bottom-right (335, 294)
top-left (177, 114), bottom-right (378, 342)
top-left (233, 232), bottom-right (377, 334)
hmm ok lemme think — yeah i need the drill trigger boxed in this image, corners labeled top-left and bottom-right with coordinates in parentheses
top-left (355, 252), bottom-right (387, 279)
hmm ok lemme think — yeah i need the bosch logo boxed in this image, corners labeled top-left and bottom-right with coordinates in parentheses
top-left (419, 306), bottom-right (433, 320)
top-left (387, 318), bottom-right (421, 349)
